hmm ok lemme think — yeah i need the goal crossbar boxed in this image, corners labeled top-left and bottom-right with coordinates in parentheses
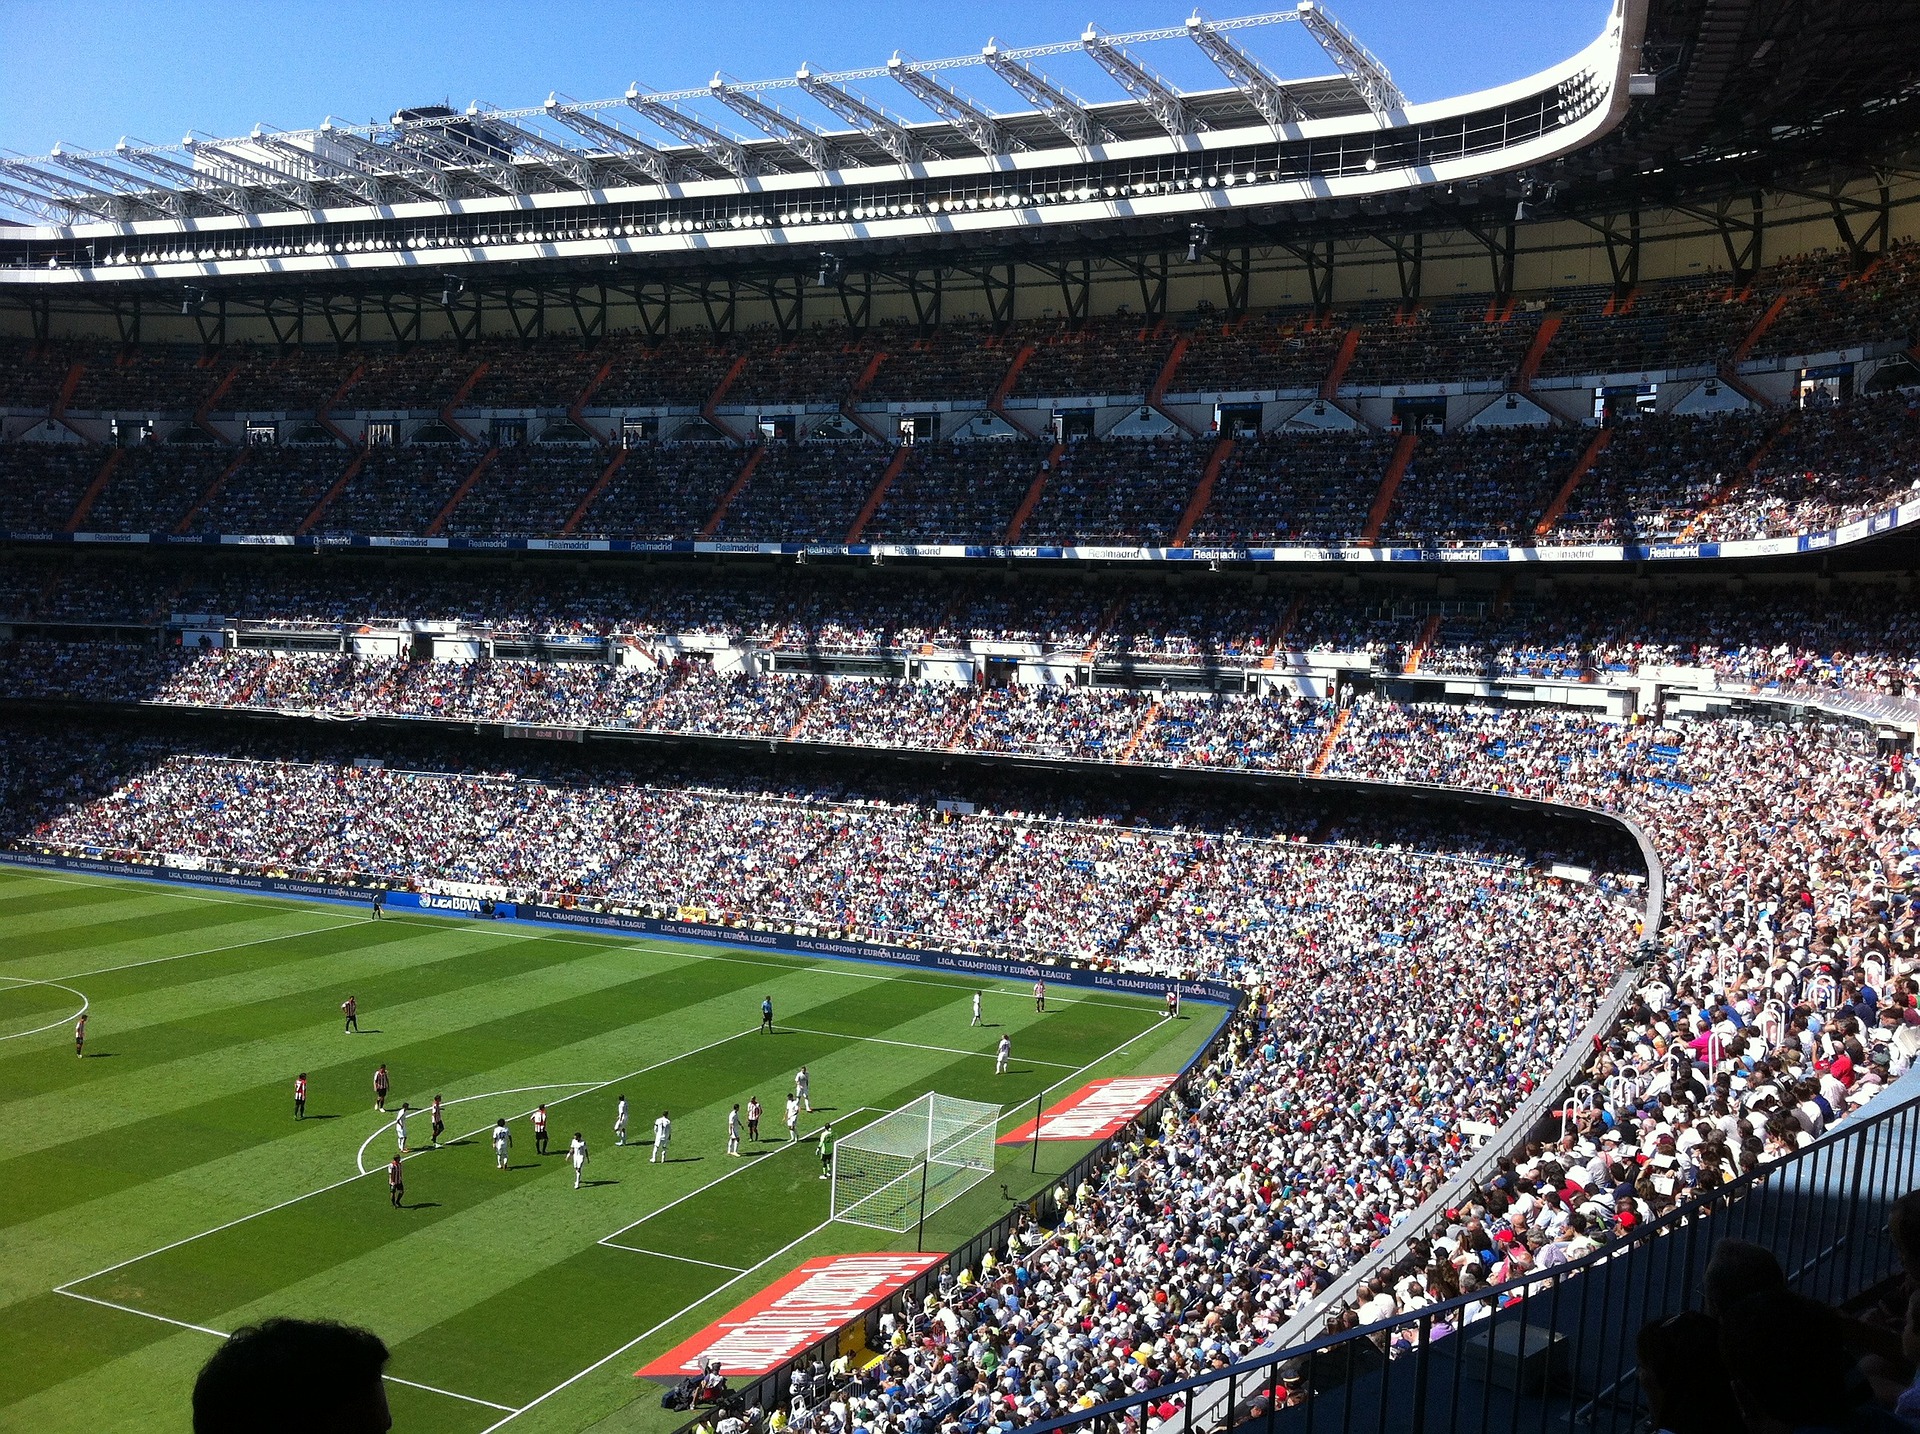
top-left (830, 1092), bottom-right (1001, 1232)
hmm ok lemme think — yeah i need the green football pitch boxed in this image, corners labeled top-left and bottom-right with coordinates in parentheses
top-left (0, 866), bottom-right (1216, 1434)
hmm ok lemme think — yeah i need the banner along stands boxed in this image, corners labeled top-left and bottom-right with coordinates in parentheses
top-left (996, 1075), bottom-right (1179, 1145)
top-left (639, 1253), bottom-right (944, 1379)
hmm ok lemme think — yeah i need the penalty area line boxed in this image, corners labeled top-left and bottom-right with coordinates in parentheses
top-left (51, 1289), bottom-right (514, 1412)
top-left (475, 1214), bottom-right (840, 1434)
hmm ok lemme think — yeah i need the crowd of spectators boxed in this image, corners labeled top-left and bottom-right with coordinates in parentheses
top-left (1, 390), bottom-right (1914, 547)
top-left (1381, 426), bottom-right (1586, 545)
top-left (19, 554), bottom-right (1920, 704)
top-left (865, 441), bottom-right (1055, 546)
top-left (714, 441), bottom-right (894, 544)
top-left (7, 675), bottom-right (1914, 1428)
top-left (1020, 437), bottom-right (1206, 546)
top-left (1188, 431), bottom-right (1395, 546)
top-left (1693, 392), bottom-right (1920, 541)
top-left (1553, 411), bottom-right (1776, 543)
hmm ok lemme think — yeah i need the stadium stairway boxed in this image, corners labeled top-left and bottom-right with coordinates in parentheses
top-left (50, 361), bottom-right (90, 444)
top-left (845, 444), bottom-right (912, 543)
top-left (315, 364), bottom-right (366, 450)
top-left (1260, 593), bottom-right (1308, 668)
top-left (1002, 443), bottom-right (1064, 543)
top-left (987, 343), bottom-right (1042, 437)
top-left (560, 449), bottom-right (630, 536)
top-left (565, 359), bottom-right (617, 446)
top-left (1534, 427), bottom-right (1615, 537)
top-left (1512, 315), bottom-right (1563, 393)
top-left (424, 446), bottom-right (500, 537)
top-left (295, 450), bottom-right (369, 536)
top-left (192, 366), bottom-right (240, 445)
top-left (700, 355), bottom-right (750, 442)
top-left (1147, 335), bottom-right (1200, 435)
top-left (438, 361), bottom-right (491, 444)
top-left (839, 351), bottom-right (893, 443)
top-left (698, 446), bottom-right (768, 539)
top-left (1118, 701), bottom-right (1162, 763)
top-left (1676, 411), bottom-right (1800, 540)
top-left (1169, 437), bottom-right (1235, 546)
top-left (62, 449), bottom-right (123, 532)
top-left (1311, 707), bottom-right (1351, 774)
top-left (1360, 432), bottom-right (1420, 545)
top-left (176, 449), bottom-right (249, 534)
top-left (1319, 327), bottom-right (1361, 401)
top-left (1403, 614), bottom-right (1444, 673)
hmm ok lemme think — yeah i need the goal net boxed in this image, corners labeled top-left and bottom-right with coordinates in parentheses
top-left (830, 1092), bottom-right (1002, 1232)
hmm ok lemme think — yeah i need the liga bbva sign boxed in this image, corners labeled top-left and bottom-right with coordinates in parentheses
top-left (997, 1075), bottom-right (1178, 1144)
top-left (639, 1253), bottom-right (943, 1378)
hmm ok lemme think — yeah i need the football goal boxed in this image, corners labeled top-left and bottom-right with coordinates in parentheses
top-left (830, 1092), bottom-right (1002, 1233)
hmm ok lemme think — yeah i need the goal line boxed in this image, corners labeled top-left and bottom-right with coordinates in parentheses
top-left (829, 1092), bottom-right (1001, 1233)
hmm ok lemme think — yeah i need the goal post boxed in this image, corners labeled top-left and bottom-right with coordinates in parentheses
top-left (830, 1092), bottom-right (1001, 1234)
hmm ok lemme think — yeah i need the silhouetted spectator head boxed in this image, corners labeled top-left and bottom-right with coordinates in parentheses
top-left (1635, 1311), bottom-right (1742, 1434)
top-left (192, 1318), bottom-right (390, 1433)
top-left (1889, 1190), bottom-right (1920, 1288)
top-left (1702, 1238), bottom-right (1789, 1317)
top-left (1716, 1290), bottom-right (1852, 1434)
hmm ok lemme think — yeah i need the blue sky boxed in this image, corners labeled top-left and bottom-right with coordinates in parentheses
top-left (0, 0), bottom-right (1611, 157)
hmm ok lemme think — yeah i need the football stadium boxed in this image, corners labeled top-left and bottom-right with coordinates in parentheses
top-left (5, 0), bottom-right (1920, 1430)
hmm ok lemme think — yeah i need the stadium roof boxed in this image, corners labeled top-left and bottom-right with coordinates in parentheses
top-left (1, 0), bottom-right (1917, 324)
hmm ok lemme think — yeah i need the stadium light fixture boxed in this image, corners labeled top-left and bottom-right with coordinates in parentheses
top-left (981, 41), bottom-right (1109, 149)
top-left (1185, 14), bottom-right (1303, 131)
top-left (709, 76), bottom-right (837, 172)
top-left (1295, 1), bottom-right (1406, 119)
top-left (626, 87), bottom-right (757, 178)
top-left (796, 65), bottom-right (924, 166)
top-left (886, 56), bottom-right (1015, 160)
top-left (1081, 24), bottom-right (1194, 139)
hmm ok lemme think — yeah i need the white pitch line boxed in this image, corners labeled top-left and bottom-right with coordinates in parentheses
top-left (599, 1110), bottom-right (872, 1246)
top-left (372, 908), bottom-right (1154, 1012)
top-left (474, 1215), bottom-right (840, 1434)
top-left (780, 1024), bottom-right (1080, 1069)
top-left (53, 1290), bottom-right (515, 1412)
top-left (0, 975), bottom-right (88, 1042)
top-left (500, 1018), bottom-right (1192, 1433)
top-left (355, 1083), bottom-right (606, 1176)
top-left (598, 1245), bottom-right (750, 1273)
top-left (381, 1376), bottom-right (517, 1412)
top-left (51, 917), bottom-right (365, 982)
top-left (58, 1026), bottom-right (764, 1295)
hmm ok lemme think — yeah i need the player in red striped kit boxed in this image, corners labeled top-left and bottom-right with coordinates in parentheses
top-left (294, 1073), bottom-right (308, 1120)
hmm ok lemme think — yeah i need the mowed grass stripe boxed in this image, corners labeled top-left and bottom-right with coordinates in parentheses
top-left (0, 869), bottom-right (1212, 1434)
top-left (0, 940), bottom-right (807, 1224)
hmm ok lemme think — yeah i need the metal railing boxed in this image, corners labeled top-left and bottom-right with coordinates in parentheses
top-left (1012, 1087), bottom-right (1920, 1434)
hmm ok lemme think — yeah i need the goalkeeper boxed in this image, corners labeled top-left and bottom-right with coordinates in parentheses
top-left (817, 1123), bottom-right (833, 1181)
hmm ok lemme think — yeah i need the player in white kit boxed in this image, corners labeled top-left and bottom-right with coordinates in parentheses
top-left (569, 1132), bottom-right (590, 1188)
top-left (996, 1034), bottom-right (1012, 1074)
top-left (972, 992), bottom-right (982, 1026)
top-left (784, 1093), bottom-right (800, 1142)
top-left (492, 1118), bottom-right (512, 1170)
top-left (394, 1104), bottom-right (410, 1153)
top-left (727, 1103), bottom-right (742, 1157)
top-left (651, 1110), bottom-right (672, 1163)
top-left (796, 1066), bottom-right (812, 1112)
top-left (615, 1095), bottom-right (629, 1146)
